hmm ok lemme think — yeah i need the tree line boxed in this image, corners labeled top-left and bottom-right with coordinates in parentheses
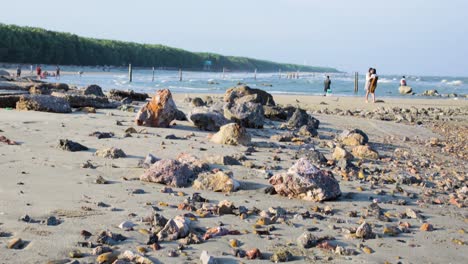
top-left (0, 23), bottom-right (338, 72)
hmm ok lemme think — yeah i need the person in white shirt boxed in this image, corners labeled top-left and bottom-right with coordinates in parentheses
top-left (400, 76), bottom-right (407, 86)
top-left (365, 67), bottom-right (373, 92)
top-left (365, 68), bottom-right (379, 103)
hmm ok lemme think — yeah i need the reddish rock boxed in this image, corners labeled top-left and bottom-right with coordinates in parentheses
top-left (420, 223), bottom-right (434, 232)
top-left (135, 89), bottom-right (177, 127)
top-left (246, 248), bottom-right (262, 260)
top-left (268, 158), bottom-right (341, 201)
top-left (140, 159), bottom-right (195, 187)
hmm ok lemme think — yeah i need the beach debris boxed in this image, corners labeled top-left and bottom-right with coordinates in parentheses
top-left (352, 145), bottom-right (379, 159)
top-left (83, 84), bottom-right (105, 97)
top-left (224, 85), bottom-right (275, 106)
top-left (188, 107), bottom-right (229, 131)
top-left (57, 139), bottom-right (88, 152)
top-left (200, 250), bottom-right (217, 264)
top-left (89, 131), bottom-right (114, 139)
top-left (108, 89), bottom-right (149, 101)
top-left (157, 215), bottom-right (191, 241)
top-left (95, 147), bottom-right (126, 159)
top-left (224, 100), bottom-right (264, 128)
top-left (269, 158), bottom-right (341, 201)
top-left (0, 135), bottom-right (18, 145)
top-left (16, 94), bottom-right (72, 113)
top-left (135, 89), bottom-right (177, 127)
top-left (210, 123), bottom-right (251, 146)
top-left (193, 171), bottom-right (240, 192)
top-left (338, 129), bottom-right (369, 146)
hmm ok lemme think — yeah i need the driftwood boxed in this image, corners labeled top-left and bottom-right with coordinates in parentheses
top-left (108, 89), bottom-right (149, 101)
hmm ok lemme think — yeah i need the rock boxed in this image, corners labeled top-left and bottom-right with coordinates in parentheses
top-left (298, 125), bottom-right (318, 137)
top-left (406, 208), bottom-right (423, 219)
top-left (69, 250), bottom-right (83, 258)
top-left (332, 146), bottom-right (353, 160)
top-left (191, 97), bottom-right (205, 107)
top-left (96, 252), bottom-right (118, 264)
top-left (422, 89), bottom-right (440, 96)
top-left (246, 248), bottom-right (262, 259)
top-left (83, 84), bottom-right (105, 97)
top-left (157, 216), bottom-right (191, 241)
top-left (138, 153), bottom-right (159, 169)
top-left (29, 84), bottom-right (51, 95)
top-left (352, 145), bottom-right (379, 159)
top-left (51, 92), bottom-right (120, 108)
top-left (108, 89), bottom-right (149, 101)
top-left (193, 171), bottom-right (240, 193)
top-left (57, 139), bottom-right (88, 152)
top-left (44, 216), bottom-right (60, 226)
top-left (269, 158), bottom-right (341, 201)
top-left (287, 108), bottom-right (319, 129)
top-left (135, 89), bottom-right (177, 127)
top-left (295, 147), bottom-right (328, 164)
top-left (176, 153), bottom-right (209, 174)
top-left (224, 85), bottom-right (275, 106)
top-left (420, 223), bottom-right (434, 231)
top-left (95, 147), bottom-right (126, 159)
top-left (188, 107), bottom-right (229, 131)
top-left (174, 109), bottom-right (187, 121)
top-left (7, 238), bottom-right (25, 249)
top-left (210, 123), bottom-right (251, 146)
top-left (356, 222), bottom-right (374, 239)
top-left (0, 69), bottom-right (10, 76)
top-left (119, 221), bottom-right (136, 230)
top-left (297, 232), bottom-right (318, 248)
top-left (92, 246), bottom-right (112, 256)
top-left (16, 95), bottom-right (71, 113)
top-left (80, 106), bottom-right (96, 113)
top-left (140, 159), bottom-right (195, 187)
top-left (204, 155), bottom-right (241, 165)
top-left (89, 131), bottom-right (114, 139)
top-left (338, 129), bottom-right (369, 146)
top-left (224, 101), bottom-right (264, 128)
top-left (270, 248), bottom-right (292, 262)
top-left (200, 250), bottom-right (217, 264)
top-left (0, 95), bottom-right (22, 108)
top-left (263, 105), bottom-right (288, 121)
top-left (399, 86), bottom-right (413, 95)
top-left (271, 132), bottom-right (295, 142)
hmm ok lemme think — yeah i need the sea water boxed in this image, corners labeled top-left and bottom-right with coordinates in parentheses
top-left (45, 68), bottom-right (468, 98)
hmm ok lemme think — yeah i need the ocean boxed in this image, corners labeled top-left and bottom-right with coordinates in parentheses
top-left (44, 67), bottom-right (467, 98)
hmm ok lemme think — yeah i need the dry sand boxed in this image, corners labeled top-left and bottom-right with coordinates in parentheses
top-left (0, 93), bottom-right (467, 263)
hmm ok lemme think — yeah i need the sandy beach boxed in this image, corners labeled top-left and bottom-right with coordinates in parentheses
top-left (0, 83), bottom-right (467, 264)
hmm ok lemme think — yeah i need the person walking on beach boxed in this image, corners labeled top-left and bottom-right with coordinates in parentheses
top-left (56, 65), bottom-right (61, 79)
top-left (16, 66), bottom-right (21, 78)
top-left (400, 76), bottom-right (407, 86)
top-left (36, 65), bottom-right (42, 79)
top-left (365, 68), bottom-right (373, 92)
top-left (324, 75), bottom-right (331, 96)
top-left (366, 68), bottom-right (379, 103)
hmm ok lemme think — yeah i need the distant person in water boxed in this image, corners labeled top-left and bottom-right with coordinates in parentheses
top-left (16, 66), bottom-right (21, 78)
top-left (366, 68), bottom-right (379, 103)
top-left (324, 75), bottom-right (331, 96)
top-left (78, 70), bottom-right (83, 77)
top-left (36, 65), bottom-right (42, 79)
top-left (365, 68), bottom-right (373, 92)
top-left (400, 76), bottom-right (407, 86)
top-left (56, 66), bottom-right (61, 79)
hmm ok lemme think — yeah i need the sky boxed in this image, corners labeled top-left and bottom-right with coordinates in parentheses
top-left (2, 0), bottom-right (468, 76)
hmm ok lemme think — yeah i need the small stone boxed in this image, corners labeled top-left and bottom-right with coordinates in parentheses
top-left (246, 248), bottom-right (262, 259)
top-left (57, 139), bottom-right (88, 152)
top-left (297, 232), bottom-right (318, 248)
top-left (270, 248), bottom-right (292, 262)
top-left (356, 222), bottom-right (374, 239)
top-left (95, 147), bottom-right (127, 159)
top-left (43, 216), bottom-right (60, 226)
top-left (69, 250), bottom-right (83, 258)
top-left (362, 246), bottom-right (373, 254)
top-left (229, 239), bottom-right (239, 247)
top-left (95, 175), bottom-right (108, 184)
top-left (420, 223), bottom-right (434, 232)
top-left (200, 250), bottom-right (217, 264)
top-left (119, 221), bottom-right (136, 230)
top-left (96, 252), bottom-right (118, 264)
top-left (7, 238), bottom-right (25, 249)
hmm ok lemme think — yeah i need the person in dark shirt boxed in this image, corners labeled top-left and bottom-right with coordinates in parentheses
top-left (16, 66), bottom-right (21, 78)
top-left (324, 75), bottom-right (331, 96)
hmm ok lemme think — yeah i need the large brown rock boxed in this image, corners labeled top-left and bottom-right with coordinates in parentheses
top-left (352, 145), bottom-right (379, 159)
top-left (16, 95), bottom-right (71, 113)
top-left (135, 89), bottom-right (177, 127)
top-left (268, 158), bottom-right (341, 201)
top-left (338, 129), bottom-right (369, 146)
top-left (193, 171), bottom-right (240, 193)
top-left (210, 123), bottom-right (251, 146)
top-left (224, 85), bottom-right (275, 106)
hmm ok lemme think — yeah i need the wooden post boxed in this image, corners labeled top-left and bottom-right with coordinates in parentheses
top-left (279, 69), bottom-right (281, 79)
top-left (354, 72), bottom-right (359, 94)
top-left (179, 68), bottom-right (182, 82)
top-left (128, 64), bottom-right (133, 82)
top-left (152, 67), bottom-right (155, 82)
top-left (296, 70), bottom-right (300, 79)
top-left (254, 68), bottom-right (257, 80)
top-left (222, 67), bottom-right (225, 79)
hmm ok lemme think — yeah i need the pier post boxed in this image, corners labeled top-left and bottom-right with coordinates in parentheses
top-left (128, 64), bottom-right (132, 82)
top-left (179, 68), bottom-right (183, 82)
top-left (222, 67), bottom-right (225, 80)
top-left (279, 69), bottom-right (281, 79)
top-left (254, 68), bottom-right (257, 80)
top-left (152, 67), bottom-right (155, 82)
top-left (354, 72), bottom-right (359, 94)
top-left (296, 70), bottom-right (300, 79)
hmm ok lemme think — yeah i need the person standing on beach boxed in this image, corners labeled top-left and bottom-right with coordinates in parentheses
top-left (56, 65), bottom-right (61, 79)
top-left (36, 65), bottom-right (42, 79)
top-left (30, 64), bottom-right (33, 74)
top-left (16, 66), bottom-right (21, 78)
top-left (365, 68), bottom-right (373, 92)
top-left (366, 68), bottom-right (379, 103)
top-left (400, 76), bottom-right (407, 86)
top-left (324, 75), bottom-right (331, 96)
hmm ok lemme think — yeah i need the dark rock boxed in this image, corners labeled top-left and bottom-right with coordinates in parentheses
top-left (224, 85), bottom-right (275, 106)
top-left (16, 95), bottom-right (71, 113)
top-left (188, 107), bottom-right (229, 131)
top-left (191, 97), bottom-right (205, 107)
top-left (287, 108), bottom-right (319, 129)
top-left (89, 131), bottom-right (114, 139)
top-left (51, 92), bottom-right (120, 109)
top-left (83, 84), bottom-right (105, 97)
top-left (224, 101), bottom-right (264, 128)
top-left (108, 89), bottom-right (149, 101)
top-left (57, 139), bottom-right (88, 152)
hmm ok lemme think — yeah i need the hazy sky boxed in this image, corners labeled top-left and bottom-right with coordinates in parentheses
top-left (3, 0), bottom-right (468, 76)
